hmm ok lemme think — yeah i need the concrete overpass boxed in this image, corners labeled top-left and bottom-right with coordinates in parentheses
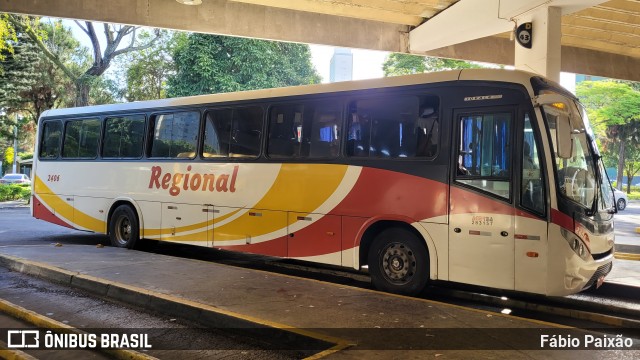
top-left (1, 0), bottom-right (639, 81)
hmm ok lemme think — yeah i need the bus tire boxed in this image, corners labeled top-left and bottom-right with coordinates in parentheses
top-left (367, 227), bottom-right (429, 296)
top-left (109, 205), bottom-right (139, 249)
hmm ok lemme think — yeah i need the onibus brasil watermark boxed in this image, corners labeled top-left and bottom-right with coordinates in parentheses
top-left (7, 330), bottom-right (151, 349)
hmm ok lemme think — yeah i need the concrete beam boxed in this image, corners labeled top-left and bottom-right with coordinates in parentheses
top-left (409, 0), bottom-right (606, 53)
top-left (0, 0), bottom-right (410, 52)
top-left (422, 36), bottom-right (640, 82)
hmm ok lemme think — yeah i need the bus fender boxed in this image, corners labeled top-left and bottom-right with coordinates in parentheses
top-left (108, 197), bottom-right (144, 237)
top-left (352, 215), bottom-right (438, 280)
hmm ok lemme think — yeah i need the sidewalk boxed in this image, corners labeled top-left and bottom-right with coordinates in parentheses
top-left (1, 245), bottom-right (638, 357)
top-left (0, 200), bottom-right (29, 209)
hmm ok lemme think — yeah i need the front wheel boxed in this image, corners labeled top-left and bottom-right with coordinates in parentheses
top-left (367, 228), bottom-right (429, 296)
top-left (109, 205), bottom-right (139, 249)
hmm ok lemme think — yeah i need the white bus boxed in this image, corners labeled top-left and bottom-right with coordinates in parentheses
top-left (32, 69), bottom-right (616, 296)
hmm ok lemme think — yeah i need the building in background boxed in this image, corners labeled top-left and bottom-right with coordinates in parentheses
top-left (329, 48), bottom-right (353, 83)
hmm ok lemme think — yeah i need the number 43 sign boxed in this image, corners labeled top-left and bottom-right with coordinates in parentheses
top-left (516, 22), bottom-right (533, 49)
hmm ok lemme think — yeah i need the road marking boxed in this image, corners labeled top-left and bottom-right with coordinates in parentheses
top-left (0, 298), bottom-right (157, 360)
top-left (615, 252), bottom-right (640, 261)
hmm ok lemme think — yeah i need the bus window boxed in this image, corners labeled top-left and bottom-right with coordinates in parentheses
top-left (103, 115), bottom-right (145, 158)
top-left (267, 101), bottom-right (340, 159)
top-left (62, 119), bottom-right (100, 159)
top-left (457, 112), bottom-right (512, 199)
top-left (39, 121), bottom-right (62, 159)
top-left (521, 113), bottom-right (545, 214)
top-left (149, 111), bottom-right (200, 158)
top-left (203, 109), bottom-right (232, 158)
top-left (346, 95), bottom-right (439, 158)
top-left (308, 103), bottom-right (341, 158)
top-left (229, 106), bottom-right (263, 158)
top-left (268, 104), bottom-right (303, 158)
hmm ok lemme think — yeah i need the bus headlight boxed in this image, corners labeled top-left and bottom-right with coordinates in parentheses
top-left (562, 229), bottom-right (590, 261)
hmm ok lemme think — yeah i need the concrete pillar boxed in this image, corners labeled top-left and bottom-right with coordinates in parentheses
top-left (514, 6), bottom-right (562, 83)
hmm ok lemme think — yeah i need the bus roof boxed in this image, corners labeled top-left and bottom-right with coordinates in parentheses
top-left (40, 68), bottom-right (543, 119)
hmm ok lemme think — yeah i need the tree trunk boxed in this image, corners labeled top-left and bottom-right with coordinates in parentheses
top-left (75, 80), bottom-right (90, 107)
top-left (616, 135), bottom-right (625, 191)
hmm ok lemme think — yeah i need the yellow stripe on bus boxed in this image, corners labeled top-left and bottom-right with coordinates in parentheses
top-left (34, 176), bottom-right (105, 233)
top-left (143, 208), bottom-right (242, 237)
top-left (213, 164), bottom-right (348, 242)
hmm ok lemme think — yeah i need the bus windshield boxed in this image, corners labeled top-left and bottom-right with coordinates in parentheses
top-left (543, 98), bottom-right (597, 209)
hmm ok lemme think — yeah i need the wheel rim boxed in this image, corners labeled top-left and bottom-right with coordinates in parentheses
top-left (618, 199), bottom-right (625, 210)
top-left (114, 214), bottom-right (132, 246)
top-left (380, 242), bottom-right (416, 285)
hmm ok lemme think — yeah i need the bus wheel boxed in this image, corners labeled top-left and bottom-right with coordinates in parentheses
top-left (368, 228), bottom-right (429, 296)
top-left (109, 205), bottom-right (139, 249)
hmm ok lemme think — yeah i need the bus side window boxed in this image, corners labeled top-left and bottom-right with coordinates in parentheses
top-left (103, 115), bottom-right (145, 158)
top-left (230, 106), bottom-right (263, 158)
top-left (39, 121), bottom-right (62, 159)
top-left (203, 109), bottom-right (232, 158)
top-left (62, 118), bottom-right (100, 159)
top-left (346, 95), bottom-right (439, 159)
top-left (457, 112), bottom-right (512, 199)
top-left (308, 102), bottom-right (341, 158)
top-left (267, 104), bottom-right (309, 158)
top-left (521, 113), bottom-right (545, 214)
top-left (149, 111), bottom-right (199, 158)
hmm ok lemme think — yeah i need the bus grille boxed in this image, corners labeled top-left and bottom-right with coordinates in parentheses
top-left (582, 262), bottom-right (613, 291)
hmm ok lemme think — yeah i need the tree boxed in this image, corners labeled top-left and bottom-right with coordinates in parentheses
top-left (383, 53), bottom-right (482, 77)
top-left (577, 81), bottom-right (640, 190)
top-left (120, 30), bottom-right (176, 101)
top-left (382, 53), bottom-right (426, 76)
top-left (0, 19), bottom-right (79, 128)
top-left (0, 14), bottom-right (17, 65)
top-left (8, 15), bottom-right (160, 106)
top-left (623, 145), bottom-right (640, 193)
top-left (167, 34), bottom-right (321, 97)
top-left (2, 146), bottom-right (13, 175)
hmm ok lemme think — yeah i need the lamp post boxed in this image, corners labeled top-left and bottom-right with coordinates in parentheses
top-left (12, 114), bottom-right (18, 174)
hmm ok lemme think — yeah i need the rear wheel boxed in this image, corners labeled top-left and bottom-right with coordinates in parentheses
top-left (367, 227), bottom-right (429, 296)
top-left (109, 205), bottom-right (139, 249)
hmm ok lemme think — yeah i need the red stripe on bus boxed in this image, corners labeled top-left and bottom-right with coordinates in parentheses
top-left (551, 208), bottom-right (573, 231)
top-left (330, 167), bottom-right (449, 220)
top-left (32, 196), bottom-right (74, 229)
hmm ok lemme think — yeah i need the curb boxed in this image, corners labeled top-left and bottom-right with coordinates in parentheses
top-left (431, 287), bottom-right (640, 328)
top-left (0, 340), bottom-right (38, 360)
top-left (0, 298), bottom-right (156, 360)
top-left (0, 254), bottom-right (350, 359)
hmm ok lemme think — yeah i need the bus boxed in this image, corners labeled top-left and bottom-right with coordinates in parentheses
top-left (32, 69), bottom-right (616, 296)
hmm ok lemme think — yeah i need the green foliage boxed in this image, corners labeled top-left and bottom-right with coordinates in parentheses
top-left (167, 34), bottom-right (321, 97)
top-left (0, 32), bottom-right (40, 114)
top-left (17, 151), bottom-right (32, 160)
top-left (121, 30), bottom-right (176, 101)
top-left (0, 14), bottom-right (17, 63)
top-left (2, 146), bottom-right (14, 173)
top-left (383, 53), bottom-right (482, 77)
top-left (576, 81), bottom-right (640, 187)
top-left (382, 53), bottom-right (426, 76)
top-left (0, 184), bottom-right (30, 201)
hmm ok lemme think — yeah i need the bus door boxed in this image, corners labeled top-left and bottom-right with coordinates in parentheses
top-left (513, 112), bottom-right (548, 294)
top-left (448, 107), bottom-right (516, 290)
